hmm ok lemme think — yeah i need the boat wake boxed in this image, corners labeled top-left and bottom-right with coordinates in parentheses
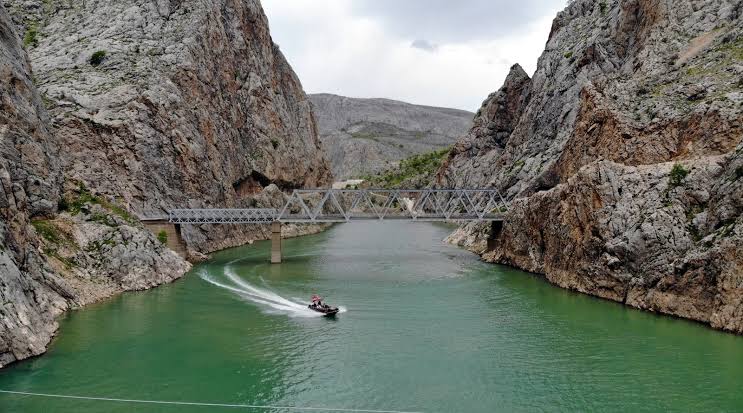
top-left (199, 267), bottom-right (347, 318)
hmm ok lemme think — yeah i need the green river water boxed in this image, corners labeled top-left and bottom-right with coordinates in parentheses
top-left (1, 222), bottom-right (742, 412)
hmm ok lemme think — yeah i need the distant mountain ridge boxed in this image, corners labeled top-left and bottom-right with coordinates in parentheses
top-left (309, 93), bottom-right (473, 179)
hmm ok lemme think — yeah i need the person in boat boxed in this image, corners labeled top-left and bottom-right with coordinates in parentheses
top-left (311, 295), bottom-right (323, 309)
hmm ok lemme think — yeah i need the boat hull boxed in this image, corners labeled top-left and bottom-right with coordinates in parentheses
top-left (309, 305), bottom-right (339, 316)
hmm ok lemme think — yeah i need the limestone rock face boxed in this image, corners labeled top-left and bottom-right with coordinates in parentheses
top-left (310, 93), bottom-right (472, 180)
top-left (0, 6), bottom-right (68, 368)
top-left (0, 5), bottom-right (189, 368)
top-left (438, 64), bottom-right (531, 190)
top-left (32, 204), bottom-right (191, 307)
top-left (0, 5), bottom-right (60, 216)
top-left (483, 154), bottom-right (742, 333)
top-left (438, 0), bottom-right (743, 332)
top-left (439, 0), bottom-right (742, 197)
top-left (1, 0), bottom-right (334, 367)
top-left (7, 0), bottom-right (332, 250)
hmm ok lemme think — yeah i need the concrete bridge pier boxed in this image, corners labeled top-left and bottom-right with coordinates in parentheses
top-left (271, 221), bottom-right (282, 264)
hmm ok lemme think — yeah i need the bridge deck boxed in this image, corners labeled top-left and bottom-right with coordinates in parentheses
top-left (168, 189), bottom-right (507, 224)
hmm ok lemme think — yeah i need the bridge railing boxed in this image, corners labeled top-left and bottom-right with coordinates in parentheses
top-left (277, 189), bottom-right (507, 222)
top-left (167, 189), bottom-right (508, 224)
top-left (168, 208), bottom-right (278, 224)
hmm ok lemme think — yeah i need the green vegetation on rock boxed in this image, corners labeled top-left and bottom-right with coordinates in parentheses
top-left (85, 238), bottom-right (116, 253)
top-left (668, 163), bottom-right (689, 188)
top-left (89, 50), bottom-right (107, 66)
top-left (31, 219), bottom-right (78, 269)
top-left (31, 220), bottom-right (64, 244)
top-left (23, 24), bottom-right (38, 48)
top-left (60, 182), bottom-right (137, 224)
top-left (363, 147), bottom-right (450, 188)
top-left (157, 230), bottom-right (168, 244)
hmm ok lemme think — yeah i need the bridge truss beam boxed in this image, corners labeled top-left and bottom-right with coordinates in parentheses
top-left (276, 189), bottom-right (507, 222)
top-left (168, 189), bottom-right (507, 224)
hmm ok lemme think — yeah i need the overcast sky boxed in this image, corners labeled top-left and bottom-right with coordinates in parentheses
top-left (262, 0), bottom-right (566, 112)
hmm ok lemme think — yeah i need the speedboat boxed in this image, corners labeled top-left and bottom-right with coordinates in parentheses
top-left (309, 295), bottom-right (339, 317)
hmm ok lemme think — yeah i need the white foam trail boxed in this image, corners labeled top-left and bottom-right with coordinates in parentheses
top-left (199, 268), bottom-right (340, 318)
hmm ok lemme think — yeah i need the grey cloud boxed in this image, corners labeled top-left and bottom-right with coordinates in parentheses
top-left (350, 0), bottom-right (565, 43)
top-left (411, 39), bottom-right (439, 52)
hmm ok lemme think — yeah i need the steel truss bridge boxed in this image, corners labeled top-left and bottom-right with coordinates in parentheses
top-left (168, 189), bottom-right (507, 224)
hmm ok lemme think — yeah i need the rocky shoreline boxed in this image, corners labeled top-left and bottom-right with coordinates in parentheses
top-left (439, 0), bottom-right (742, 334)
top-left (0, 0), bottom-right (332, 368)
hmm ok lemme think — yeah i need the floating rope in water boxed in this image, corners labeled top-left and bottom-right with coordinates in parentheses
top-left (0, 389), bottom-right (424, 413)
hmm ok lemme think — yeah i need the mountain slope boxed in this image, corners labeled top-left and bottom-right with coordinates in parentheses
top-left (7, 0), bottom-right (332, 253)
top-left (438, 0), bottom-right (743, 333)
top-left (0, 6), bottom-right (190, 368)
top-left (0, 0), bottom-right (330, 367)
top-left (310, 93), bottom-right (473, 179)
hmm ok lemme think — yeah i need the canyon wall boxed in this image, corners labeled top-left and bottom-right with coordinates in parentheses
top-left (1, 0), bottom-right (330, 366)
top-left (439, 0), bottom-right (743, 332)
top-left (6, 0), bottom-right (332, 253)
top-left (0, 7), bottom-right (189, 368)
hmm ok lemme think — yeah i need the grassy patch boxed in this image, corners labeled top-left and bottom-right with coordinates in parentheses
top-left (735, 166), bottom-right (743, 179)
top-left (85, 238), bottom-right (116, 253)
top-left (563, 51), bottom-right (573, 59)
top-left (684, 37), bottom-right (743, 80)
top-left (31, 220), bottom-right (64, 244)
top-left (718, 36), bottom-right (743, 61)
top-left (60, 182), bottom-right (137, 224)
top-left (45, 249), bottom-right (77, 270)
top-left (102, 201), bottom-right (136, 224)
top-left (90, 212), bottom-right (118, 227)
top-left (668, 163), bottom-right (689, 188)
top-left (599, 1), bottom-right (607, 15)
top-left (23, 24), bottom-right (39, 48)
top-left (157, 230), bottom-right (168, 244)
top-left (89, 50), bottom-right (107, 66)
top-left (364, 148), bottom-right (450, 188)
top-left (719, 221), bottom-right (736, 238)
top-left (271, 139), bottom-right (279, 150)
top-left (32, 219), bottom-right (78, 269)
top-left (507, 160), bottom-right (526, 175)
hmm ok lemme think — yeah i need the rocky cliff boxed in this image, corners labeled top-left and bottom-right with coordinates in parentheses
top-left (0, 7), bottom-right (190, 368)
top-left (6, 0), bottom-right (332, 253)
top-left (310, 93), bottom-right (472, 180)
top-left (1, 0), bottom-right (330, 367)
top-left (439, 0), bottom-right (743, 332)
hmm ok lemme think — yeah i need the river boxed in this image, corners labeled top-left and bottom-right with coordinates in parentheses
top-left (1, 222), bottom-right (742, 412)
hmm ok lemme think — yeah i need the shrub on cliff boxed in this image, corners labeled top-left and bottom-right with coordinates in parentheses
top-left (89, 50), bottom-right (107, 66)
top-left (157, 230), bottom-right (168, 244)
top-left (669, 163), bottom-right (689, 187)
top-left (23, 25), bottom-right (38, 48)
